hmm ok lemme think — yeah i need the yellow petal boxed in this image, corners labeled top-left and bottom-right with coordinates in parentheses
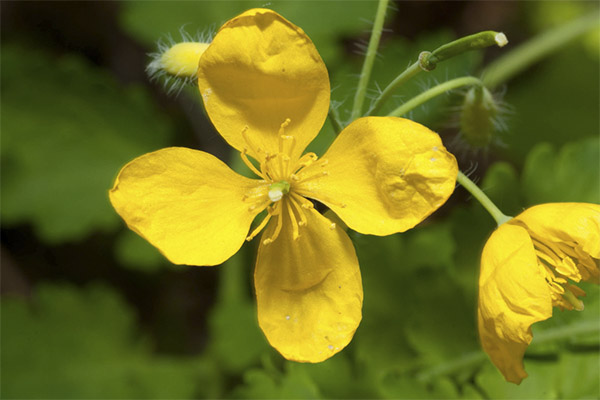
top-left (109, 147), bottom-right (267, 266)
top-left (478, 223), bottom-right (553, 384)
top-left (197, 8), bottom-right (330, 163)
top-left (295, 117), bottom-right (457, 235)
top-left (514, 202), bottom-right (600, 259)
top-left (254, 203), bottom-right (363, 362)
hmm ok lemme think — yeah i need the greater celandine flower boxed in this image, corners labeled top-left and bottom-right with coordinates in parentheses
top-left (110, 8), bottom-right (458, 362)
top-left (478, 202), bottom-right (599, 383)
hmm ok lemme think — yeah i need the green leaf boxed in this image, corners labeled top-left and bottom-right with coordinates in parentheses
top-left (380, 374), bottom-right (460, 399)
top-left (1, 44), bottom-right (173, 243)
top-left (231, 363), bottom-right (322, 399)
top-left (403, 270), bottom-right (479, 367)
top-left (206, 246), bottom-right (270, 374)
top-left (1, 283), bottom-right (216, 399)
top-left (521, 136), bottom-right (600, 205)
top-left (477, 349), bottom-right (600, 400)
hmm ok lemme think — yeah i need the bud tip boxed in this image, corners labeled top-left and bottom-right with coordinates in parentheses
top-left (495, 32), bottom-right (508, 48)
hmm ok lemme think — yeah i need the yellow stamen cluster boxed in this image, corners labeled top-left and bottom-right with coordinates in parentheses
top-left (240, 119), bottom-right (335, 245)
top-left (529, 230), bottom-right (598, 311)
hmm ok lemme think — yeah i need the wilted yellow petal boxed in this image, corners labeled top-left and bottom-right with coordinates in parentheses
top-left (255, 202), bottom-right (363, 362)
top-left (295, 117), bottom-right (457, 235)
top-left (109, 147), bottom-right (267, 266)
top-left (478, 223), bottom-right (552, 384)
top-left (197, 8), bottom-right (330, 163)
top-left (514, 202), bottom-right (600, 259)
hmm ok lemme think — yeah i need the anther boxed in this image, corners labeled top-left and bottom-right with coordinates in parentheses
top-left (279, 118), bottom-right (291, 135)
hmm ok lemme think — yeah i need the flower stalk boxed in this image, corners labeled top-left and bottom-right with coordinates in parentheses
top-left (456, 171), bottom-right (512, 226)
top-left (350, 0), bottom-right (389, 121)
top-left (387, 76), bottom-right (483, 118)
top-left (369, 30), bottom-right (507, 115)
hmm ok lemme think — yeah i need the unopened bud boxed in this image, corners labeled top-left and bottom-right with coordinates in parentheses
top-left (159, 42), bottom-right (210, 77)
top-left (460, 85), bottom-right (500, 148)
top-left (147, 34), bottom-right (212, 95)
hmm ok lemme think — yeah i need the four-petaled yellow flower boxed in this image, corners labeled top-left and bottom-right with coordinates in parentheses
top-left (109, 8), bottom-right (458, 362)
top-left (478, 202), bottom-right (599, 384)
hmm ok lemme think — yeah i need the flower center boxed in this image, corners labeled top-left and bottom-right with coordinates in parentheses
top-left (528, 230), bottom-right (599, 311)
top-left (239, 118), bottom-right (333, 245)
top-left (268, 181), bottom-right (290, 202)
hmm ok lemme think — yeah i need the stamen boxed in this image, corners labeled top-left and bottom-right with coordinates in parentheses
top-left (294, 188), bottom-right (347, 209)
top-left (289, 195), bottom-right (308, 227)
top-left (278, 118), bottom-right (291, 136)
top-left (532, 237), bottom-right (582, 281)
top-left (246, 207), bottom-right (274, 242)
top-left (285, 199), bottom-right (300, 240)
top-left (240, 150), bottom-right (266, 179)
top-left (241, 126), bottom-right (261, 157)
top-left (263, 203), bottom-right (284, 245)
top-left (292, 153), bottom-right (318, 174)
top-left (294, 170), bottom-right (329, 185)
top-left (563, 289), bottom-right (584, 311)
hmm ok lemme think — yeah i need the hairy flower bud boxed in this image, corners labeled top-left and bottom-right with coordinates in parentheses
top-left (459, 85), bottom-right (501, 148)
top-left (147, 30), bottom-right (213, 95)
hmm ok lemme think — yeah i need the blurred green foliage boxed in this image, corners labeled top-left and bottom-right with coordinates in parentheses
top-left (2, 1), bottom-right (599, 399)
top-left (1, 45), bottom-right (173, 243)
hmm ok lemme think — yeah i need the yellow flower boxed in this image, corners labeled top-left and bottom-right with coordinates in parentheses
top-left (110, 8), bottom-right (458, 362)
top-left (478, 202), bottom-right (600, 384)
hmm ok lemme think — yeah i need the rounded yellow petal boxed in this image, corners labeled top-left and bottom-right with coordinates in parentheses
top-left (197, 8), bottom-right (330, 163)
top-left (109, 147), bottom-right (267, 266)
top-left (478, 223), bottom-right (553, 384)
top-left (254, 204), bottom-right (363, 362)
top-left (295, 117), bottom-right (458, 235)
top-left (514, 202), bottom-right (600, 258)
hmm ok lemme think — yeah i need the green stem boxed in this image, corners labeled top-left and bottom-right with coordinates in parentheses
top-left (369, 61), bottom-right (421, 116)
top-left (482, 13), bottom-right (599, 89)
top-left (369, 30), bottom-right (506, 115)
top-left (328, 107), bottom-right (344, 135)
top-left (350, 0), bottom-right (389, 121)
top-left (416, 319), bottom-right (599, 382)
top-left (457, 171), bottom-right (512, 226)
top-left (387, 76), bottom-right (483, 118)
top-left (218, 243), bottom-right (248, 304)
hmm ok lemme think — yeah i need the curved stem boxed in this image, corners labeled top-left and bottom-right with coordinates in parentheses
top-left (350, 0), bottom-right (389, 121)
top-left (369, 30), bottom-right (506, 116)
top-left (457, 171), bottom-right (511, 226)
top-left (369, 61), bottom-right (421, 116)
top-left (387, 76), bottom-right (483, 118)
top-left (482, 13), bottom-right (599, 89)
